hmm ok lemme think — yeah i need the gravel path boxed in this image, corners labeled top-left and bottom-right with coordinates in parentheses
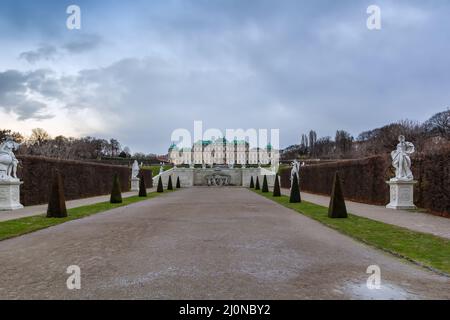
top-left (280, 189), bottom-right (450, 239)
top-left (0, 187), bottom-right (448, 299)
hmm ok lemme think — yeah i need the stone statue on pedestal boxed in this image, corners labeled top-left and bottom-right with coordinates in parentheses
top-left (290, 160), bottom-right (300, 188)
top-left (130, 160), bottom-right (140, 191)
top-left (131, 160), bottom-right (140, 179)
top-left (390, 135), bottom-right (415, 182)
top-left (386, 135), bottom-right (417, 210)
top-left (0, 137), bottom-right (24, 210)
top-left (0, 137), bottom-right (20, 181)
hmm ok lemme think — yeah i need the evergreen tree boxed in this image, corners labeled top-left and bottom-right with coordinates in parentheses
top-left (249, 176), bottom-right (254, 188)
top-left (273, 173), bottom-right (281, 197)
top-left (262, 175), bottom-right (269, 192)
top-left (328, 172), bottom-right (348, 218)
top-left (110, 173), bottom-right (123, 204)
top-left (289, 174), bottom-right (301, 203)
top-left (157, 176), bottom-right (164, 193)
top-left (176, 176), bottom-right (181, 188)
top-left (255, 176), bottom-right (260, 190)
top-left (139, 174), bottom-right (147, 197)
top-left (47, 169), bottom-right (68, 218)
top-left (167, 175), bottom-right (173, 190)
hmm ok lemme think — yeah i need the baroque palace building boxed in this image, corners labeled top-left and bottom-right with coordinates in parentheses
top-left (168, 138), bottom-right (278, 166)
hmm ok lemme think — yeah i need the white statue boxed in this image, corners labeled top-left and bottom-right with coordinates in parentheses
top-left (159, 163), bottom-right (164, 174)
top-left (290, 159), bottom-right (300, 187)
top-left (131, 160), bottom-right (140, 179)
top-left (391, 135), bottom-right (415, 181)
top-left (0, 137), bottom-right (20, 181)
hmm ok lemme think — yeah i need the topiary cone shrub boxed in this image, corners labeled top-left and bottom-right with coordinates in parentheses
top-left (273, 173), bottom-right (281, 197)
top-left (167, 175), bottom-right (173, 190)
top-left (110, 173), bottom-right (123, 204)
top-left (262, 175), bottom-right (269, 192)
top-left (328, 172), bottom-right (348, 218)
top-left (249, 176), bottom-right (255, 188)
top-left (289, 174), bottom-right (301, 203)
top-left (139, 174), bottom-right (147, 197)
top-left (157, 176), bottom-right (164, 193)
top-left (176, 176), bottom-right (181, 188)
top-left (255, 176), bottom-right (260, 190)
top-left (47, 169), bottom-right (67, 218)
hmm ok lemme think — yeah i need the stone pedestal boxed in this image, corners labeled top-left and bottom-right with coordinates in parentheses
top-left (131, 177), bottom-right (140, 192)
top-left (386, 180), bottom-right (417, 210)
top-left (0, 179), bottom-right (24, 211)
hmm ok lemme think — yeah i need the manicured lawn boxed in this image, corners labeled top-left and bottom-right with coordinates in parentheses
top-left (0, 191), bottom-right (174, 242)
top-left (143, 165), bottom-right (173, 177)
top-left (253, 190), bottom-right (450, 275)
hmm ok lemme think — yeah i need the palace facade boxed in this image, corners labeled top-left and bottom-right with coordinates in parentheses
top-left (169, 138), bottom-right (278, 166)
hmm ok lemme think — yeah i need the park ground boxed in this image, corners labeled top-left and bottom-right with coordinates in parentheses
top-left (0, 187), bottom-right (448, 299)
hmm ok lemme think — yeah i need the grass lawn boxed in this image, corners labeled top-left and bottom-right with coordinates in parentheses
top-left (253, 190), bottom-right (450, 275)
top-left (142, 165), bottom-right (173, 177)
top-left (0, 190), bottom-right (175, 242)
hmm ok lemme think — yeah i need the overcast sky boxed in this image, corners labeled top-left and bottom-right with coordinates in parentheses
top-left (1, 0), bottom-right (449, 154)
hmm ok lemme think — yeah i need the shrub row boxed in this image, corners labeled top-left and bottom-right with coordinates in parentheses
top-left (279, 150), bottom-right (450, 216)
top-left (17, 156), bottom-right (152, 206)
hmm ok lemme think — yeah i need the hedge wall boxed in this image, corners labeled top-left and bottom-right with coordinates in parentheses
top-left (17, 156), bottom-right (153, 206)
top-left (280, 151), bottom-right (450, 216)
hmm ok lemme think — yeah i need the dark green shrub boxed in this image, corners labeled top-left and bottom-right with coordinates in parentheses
top-left (167, 175), bottom-right (173, 190)
top-left (289, 174), bottom-right (301, 203)
top-left (255, 176), bottom-right (260, 190)
top-left (47, 169), bottom-right (67, 218)
top-left (176, 176), bottom-right (181, 188)
top-left (249, 176), bottom-right (254, 188)
top-left (273, 173), bottom-right (281, 197)
top-left (157, 176), bottom-right (164, 193)
top-left (262, 175), bottom-right (269, 192)
top-left (139, 175), bottom-right (147, 197)
top-left (328, 172), bottom-right (348, 218)
top-left (110, 173), bottom-right (123, 204)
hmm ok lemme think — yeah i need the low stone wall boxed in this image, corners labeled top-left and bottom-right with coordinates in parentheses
top-left (153, 167), bottom-right (276, 188)
top-left (17, 156), bottom-right (152, 206)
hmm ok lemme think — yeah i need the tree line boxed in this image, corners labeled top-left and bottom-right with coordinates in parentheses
top-left (0, 128), bottom-right (159, 162)
top-left (282, 108), bottom-right (450, 160)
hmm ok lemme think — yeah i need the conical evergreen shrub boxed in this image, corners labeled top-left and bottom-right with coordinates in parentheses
top-left (289, 174), bottom-right (301, 203)
top-left (249, 176), bottom-right (254, 188)
top-left (273, 173), bottom-right (281, 197)
top-left (47, 169), bottom-right (67, 218)
top-left (176, 176), bottom-right (181, 188)
top-left (167, 175), bottom-right (173, 190)
top-left (157, 176), bottom-right (164, 193)
top-left (328, 172), bottom-right (348, 218)
top-left (255, 176), bottom-right (260, 190)
top-left (139, 174), bottom-right (147, 197)
top-left (110, 173), bottom-right (123, 203)
top-left (262, 175), bottom-right (269, 192)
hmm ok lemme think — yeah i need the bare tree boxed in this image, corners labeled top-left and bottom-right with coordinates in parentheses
top-left (424, 109), bottom-right (450, 138)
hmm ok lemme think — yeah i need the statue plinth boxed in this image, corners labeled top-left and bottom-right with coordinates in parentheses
top-left (131, 177), bottom-right (140, 192)
top-left (0, 179), bottom-right (24, 211)
top-left (386, 179), bottom-right (417, 210)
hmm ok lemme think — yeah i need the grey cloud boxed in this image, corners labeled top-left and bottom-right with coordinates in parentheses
top-left (0, 69), bottom-right (56, 120)
top-left (63, 34), bottom-right (102, 53)
top-left (19, 45), bottom-right (58, 64)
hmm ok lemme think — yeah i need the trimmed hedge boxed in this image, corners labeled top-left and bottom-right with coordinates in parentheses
top-left (17, 156), bottom-right (152, 206)
top-left (279, 151), bottom-right (450, 216)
